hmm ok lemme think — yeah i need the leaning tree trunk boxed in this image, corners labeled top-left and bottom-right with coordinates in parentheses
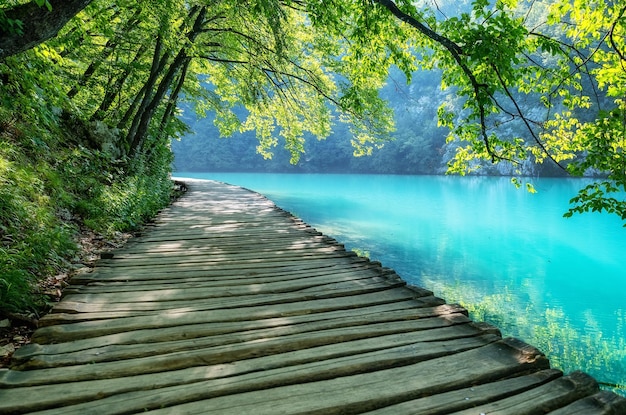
top-left (126, 6), bottom-right (207, 156)
top-left (157, 57), bottom-right (191, 139)
top-left (67, 8), bottom-right (139, 99)
top-left (127, 49), bottom-right (189, 155)
top-left (123, 33), bottom-right (170, 149)
top-left (142, 57), bottom-right (191, 161)
top-left (91, 43), bottom-right (150, 122)
top-left (0, 0), bottom-right (93, 60)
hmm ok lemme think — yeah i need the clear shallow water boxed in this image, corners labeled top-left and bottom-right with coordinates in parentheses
top-left (175, 172), bottom-right (626, 391)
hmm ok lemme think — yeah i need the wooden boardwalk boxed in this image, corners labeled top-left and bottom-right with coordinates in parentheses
top-left (1, 179), bottom-right (625, 414)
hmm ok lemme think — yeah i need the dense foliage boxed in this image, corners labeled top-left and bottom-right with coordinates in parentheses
top-left (1, 0), bottom-right (625, 314)
top-left (0, 102), bottom-right (173, 314)
top-left (176, 0), bottom-right (626, 216)
top-left (173, 68), bottom-right (453, 175)
top-left (171, 67), bottom-right (564, 177)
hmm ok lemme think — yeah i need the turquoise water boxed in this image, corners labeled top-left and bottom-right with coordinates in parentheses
top-left (175, 172), bottom-right (626, 391)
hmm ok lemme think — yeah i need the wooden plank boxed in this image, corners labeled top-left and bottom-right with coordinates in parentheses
top-left (64, 265), bottom-right (387, 294)
top-left (58, 270), bottom-right (401, 305)
top-left (140, 339), bottom-right (548, 415)
top-left (448, 370), bottom-right (600, 414)
top-left (106, 240), bottom-right (344, 257)
top-left (548, 390), bottom-right (626, 415)
top-left (70, 258), bottom-right (377, 284)
top-left (0, 335), bottom-right (500, 414)
top-left (95, 250), bottom-right (357, 270)
top-left (364, 369), bottom-right (565, 415)
top-left (85, 253), bottom-right (363, 276)
top-left (65, 266), bottom-right (389, 296)
top-left (34, 289), bottom-right (441, 339)
top-left (25, 338), bottom-right (548, 415)
top-left (133, 219), bottom-right (313, 233)
top-left (125, 233), bottom-right (325, 246)
top-left (15, 313), bottom-right (475, 370)
top-left (15, 303), bottom-right (466, 363)
top-left (44, 277), bottom-right (409, 320)
top-left (10, 325), bottom-right (491, 394)
top-left (126, 227), bottom-right (320, 244)
top-left (55, 275), bottom-right (405, 314)
top-left (107, 236), bottom-right (340, 256)
top-left (146, 219), bottom-right (311, 231)
top-left (37, 292), bottom-right (445, 329)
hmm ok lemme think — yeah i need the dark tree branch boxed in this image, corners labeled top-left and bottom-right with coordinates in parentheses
top-left (67, 8), bottom-right (141, 99)
top-left (373, 0), bottom-right (496, 160)
top-left (128, 6), bottom-right (208, 154)
top-left (157, 57), bottom-right (191, 141)
top-left (0, 0), bottom-right (93, 60)
top-left (92, 42), bottom-right (150, 121)
top-left (609, 6), bottom-right (626, 63)
top-left (491, 62), bottom-right (565, 169)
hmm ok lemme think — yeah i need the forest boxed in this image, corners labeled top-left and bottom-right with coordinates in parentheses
top-left (1, 0), bottom-right (625, 318)
top-left (172, 67), bottom-right (568, 176)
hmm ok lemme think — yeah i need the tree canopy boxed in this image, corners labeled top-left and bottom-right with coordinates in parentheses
top-left (1, 0), bottom-right (625, 220)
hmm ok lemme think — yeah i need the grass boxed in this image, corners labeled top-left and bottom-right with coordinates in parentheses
top-left (0, 47), bottom-right (177, 317)
top-left (0, 110), bottom-right (173, 316)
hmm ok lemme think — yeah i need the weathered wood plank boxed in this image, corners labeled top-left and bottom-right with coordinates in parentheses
top-left (132, 222), bottom-right (318, 237)
top-left (31, 338), bottom-right (548, 415)
top-left (34, 289), bottom-right (441, 339)
top-left (54, 279), bottom-right (407, 315)
top-left (0, 326), bottom-right (492, 389)
top-left (105, 239), bottom-right (344, 257)
top-left (95, 250), bottom-right (358, 270)
top-left (547, 390), bottom-right (626, 415)
top-left (363, 369), bottom-right (565, 415)
top-left (70, 258), bottom-right (377, 284)
top-left (0, 336), bottom-right (497, 414)
top-left (97, 243), bottom-right (349, 266)
top-left (81, 254), bottom-right (364, 278)
top-left (58, 271), bottom-right (402, 306)
top-left (113, 242), bottom-right (345, 258)
top-left (15, 303), bottom-right (466, 363)
top-left (0, 336), bottom-right (520, 414)
top-left (124, 226), bottom-right (321, 244)
top-left (105, 236), bottom-right (341, 257)
top-left (41, 279), bottom-right (417, 325)
top-left (37, 293), bottom-right (446, 328)
top-left (16, 313), bottom-right (476, 369)
top-left (448, 370), bottom-right (600, 415)
top-left (64, 265), bottom-right (388, 294)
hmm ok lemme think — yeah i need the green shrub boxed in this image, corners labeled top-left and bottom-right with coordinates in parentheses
top-left (0, 136), bottom-right (173, 314)
top-left (0, 49), bottom-right (174, 316)
top-left (0, 144), bottom-right (78, 313)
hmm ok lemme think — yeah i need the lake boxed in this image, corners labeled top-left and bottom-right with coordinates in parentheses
top-left (174, 172), bottom-right (626, 393)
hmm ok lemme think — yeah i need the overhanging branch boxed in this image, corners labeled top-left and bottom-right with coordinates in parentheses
top-left (0, 0), bottom-right (93, 60)
top-left (373, 0), bottom-right (496, 161)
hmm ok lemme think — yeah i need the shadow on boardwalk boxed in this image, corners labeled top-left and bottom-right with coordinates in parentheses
top-left (1, 179), bottom-right (625, 414)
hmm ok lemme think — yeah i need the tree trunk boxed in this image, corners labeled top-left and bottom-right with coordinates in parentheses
top-left (124, 33), bottom-right (170, 148)
top-left (67, 8), bottom-right (138, 99)
top-left (126, 6), bottom-right (207, 156)
top-left (91, 43), bottom-right (150, 121)
top-left (0, 0), bottom-right (93, 60)
top-left (158, 57), bottom-right (191, 137)
top-left (143, 57), bottom-right (191, 160)
top-left (117, 82), bottom-right (148, 130)
top-left (127, 49), bottom-right (187, 155)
